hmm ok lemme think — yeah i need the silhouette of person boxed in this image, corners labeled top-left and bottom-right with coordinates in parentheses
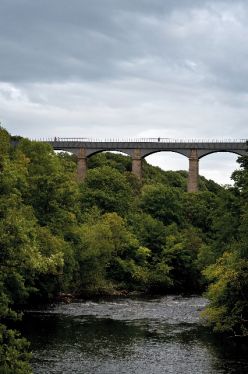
top-left (158, 137), bottom-right (160, 142)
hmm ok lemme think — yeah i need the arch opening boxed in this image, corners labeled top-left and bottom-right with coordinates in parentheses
top-left (103, 150), bottom-right (130, 157)
top-left (199, 150), bottom-right (243, 160)
top-left (200, 152), bottom-right (240, 186)
top-left (87, 150), bottom-right (132, 173)
top-left (54, 150), bottom-right (77, 163)
top-left (55, 150), bottom-right (74, 155)
top-left (145, 151), bottom-right (188, 173)
top-left (87, 149), bottom-right (130, 158)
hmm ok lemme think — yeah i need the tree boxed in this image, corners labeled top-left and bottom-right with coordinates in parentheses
top-left (0, 127), bottom-right (11, 164)
top-left (161, 225), bottom-right (204, 292)
top-left (88, 152), bottom-right (132, 172)
top-left (139, 184), bottom-right (183, 226)
top-left (127, 212), bottom-right (167, 256)
top-left (80, 166), bottom-right (133, 216)
top-left (202, 251), bottom-right (248, 336)
top-left (203, 152), bottom-right (248, 336)
top-left (182, 191), bottom-right (217, 233)
top-left (17, 139), bottom-right (80, 231)
top-left (0, 325), bottom-right (32, 374)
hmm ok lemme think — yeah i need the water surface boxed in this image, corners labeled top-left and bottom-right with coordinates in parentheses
top-left (22, 296), bottom-right (248, 374)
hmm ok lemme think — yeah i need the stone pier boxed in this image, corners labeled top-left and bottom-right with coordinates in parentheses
top-left (187, 149), bottom-right (199, 192)
top-left (77, 148), bottom-right (87, 182)
top-left (132, 149), bottom-right (142, 179)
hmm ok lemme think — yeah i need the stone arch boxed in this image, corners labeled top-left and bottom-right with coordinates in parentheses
top-left (129, 149), bottom-right (189, 183)
top-left (86, 149), bottom-right (132, 158)
top-left (141, 149), bottom-right (190, 159)
top-left (88, 149), bottom-right (132, 172)
top-left (76, 148), bottom-right (133, 183)
top-left (198, 149), bottom-right (245, 159)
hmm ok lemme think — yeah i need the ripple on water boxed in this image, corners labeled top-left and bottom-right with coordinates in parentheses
top-left (22, 296), bottom-right (248, 374)
top-left (30, 295), bottom-right (208, 323)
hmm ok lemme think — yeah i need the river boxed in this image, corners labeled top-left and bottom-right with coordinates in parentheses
top-left (21, 296), bottom-right (248, 374)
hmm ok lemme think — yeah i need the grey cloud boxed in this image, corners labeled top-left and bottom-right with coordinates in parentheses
top-left (0, 0), bottom-right (247, 185)
top-left (1, 0), bottom-right (247, 91)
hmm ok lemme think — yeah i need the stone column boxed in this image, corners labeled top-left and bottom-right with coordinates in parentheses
top-left (187, 149), bottom-right (199, 192)
top-left (132, 149), bottom-right (142, 179)
top-left (77, 148), bottom-right (87, 182)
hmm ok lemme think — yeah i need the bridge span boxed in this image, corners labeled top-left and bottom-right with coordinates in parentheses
top-left (41, 138), bottom-right (247, 192)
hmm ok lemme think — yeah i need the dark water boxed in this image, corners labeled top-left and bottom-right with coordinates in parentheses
top-left (21, 296), bottom-right (248, 374)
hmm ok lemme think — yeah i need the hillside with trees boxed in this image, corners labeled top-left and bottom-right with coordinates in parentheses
top-left (0, 126), bottom-right (247, 373)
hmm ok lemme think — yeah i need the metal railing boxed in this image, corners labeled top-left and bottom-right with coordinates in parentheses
top-left (33, 137), bottom-right (248, 143)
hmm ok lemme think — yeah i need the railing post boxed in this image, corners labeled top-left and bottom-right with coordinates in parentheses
top-left (187, 149), bottom-right (199, 192)
top-left (132, 149), bottom-right (142, 179)
top-left (77, 148), bottom-right (87, 182)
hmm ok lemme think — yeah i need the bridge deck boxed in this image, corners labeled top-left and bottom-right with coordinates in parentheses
top-left (10, 137), bottom-right (248, 191)
top-left (41, 138), bottom-right (247, 158)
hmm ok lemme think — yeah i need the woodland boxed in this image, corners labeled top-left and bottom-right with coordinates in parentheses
top-left (0, 126), bottom-right (247, 373)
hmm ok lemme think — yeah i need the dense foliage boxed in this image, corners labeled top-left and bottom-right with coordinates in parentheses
top-left (0, 126), bottom-right (247, 372)
top-left (202, 154), bottom-right (248, 336)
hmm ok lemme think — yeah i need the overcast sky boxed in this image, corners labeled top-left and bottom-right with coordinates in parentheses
top-left (1, 0), bottom-right (247, 184)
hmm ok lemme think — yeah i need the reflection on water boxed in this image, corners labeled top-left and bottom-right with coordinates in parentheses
top-left (21, 296), bottom-right (248, 374)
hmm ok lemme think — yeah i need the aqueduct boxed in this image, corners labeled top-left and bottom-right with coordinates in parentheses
top-left (43, 138), bottom-right (247, 192)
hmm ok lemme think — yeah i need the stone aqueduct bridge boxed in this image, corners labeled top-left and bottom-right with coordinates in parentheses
top-left (44, 138), bottom-right (247, 192)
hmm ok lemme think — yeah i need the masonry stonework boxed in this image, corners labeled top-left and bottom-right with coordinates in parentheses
top-left (187, 149), bottom-right (199, 193)
top-left (45, 139), bottom-right (247, 191)
top-left (132, 149), bottom-right (142, 179)
top-left (77, 148), bottom-right (87, 182)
